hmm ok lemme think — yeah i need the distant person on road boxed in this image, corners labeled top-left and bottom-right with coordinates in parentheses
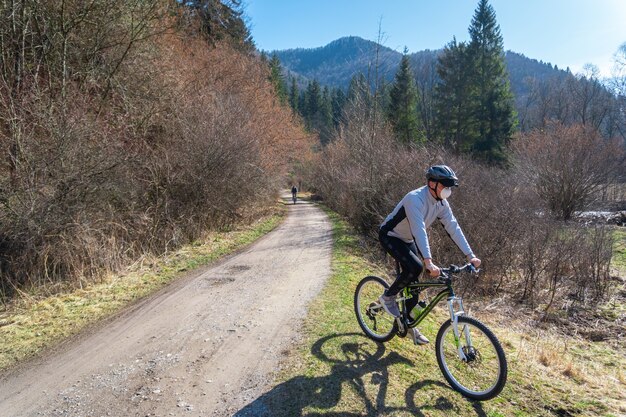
top-left (378, 165), bottom-right (481, 345)
top-left (291, 185), bottom-right (298, 204)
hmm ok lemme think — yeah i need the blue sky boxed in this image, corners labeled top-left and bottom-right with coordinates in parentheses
top-left (245, 0), bottom-right (626, 77)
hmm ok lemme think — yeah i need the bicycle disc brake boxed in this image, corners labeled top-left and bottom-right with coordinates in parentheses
top-left (462, 346), bottom-right (481, 364)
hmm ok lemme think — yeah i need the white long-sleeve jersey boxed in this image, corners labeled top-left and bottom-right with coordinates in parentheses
top-left (380, 186), bottom-right (475, 260)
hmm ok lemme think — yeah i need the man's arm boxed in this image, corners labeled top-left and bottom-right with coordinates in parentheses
top-left (438, 203), bottom-right (475, 259)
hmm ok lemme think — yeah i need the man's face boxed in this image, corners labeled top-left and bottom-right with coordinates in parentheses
top-left (428, 180), bottom-right (446, 198)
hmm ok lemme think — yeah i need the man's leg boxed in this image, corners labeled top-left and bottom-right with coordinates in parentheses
top-left (379, 232), bottom-right (424, 297)
top-left (379, 231), bottom-right (429, 344)
top-left (377, 230), bottom-right (424, 317)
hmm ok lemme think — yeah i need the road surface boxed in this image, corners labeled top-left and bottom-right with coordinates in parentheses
top-left (0, 195), bottom-right (332, 416)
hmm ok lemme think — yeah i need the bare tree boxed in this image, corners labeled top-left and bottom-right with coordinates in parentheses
top-left (611, 42), bottom-right (626, 97)
top-left (514, 122), bottom-right (624, 220)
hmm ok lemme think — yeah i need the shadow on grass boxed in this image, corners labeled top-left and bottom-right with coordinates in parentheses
top-left (234, 333), bottom-right (487, 417)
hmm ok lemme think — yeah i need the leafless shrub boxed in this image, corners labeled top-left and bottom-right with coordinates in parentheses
top-left (432, 157), bottom-right (537, 296)
top-left (0, 88), bottom-right (133, 293)
top-left (0, 3), bottom-right (313, 300)
top-left (569, 225), bottom-right (614, 302)
top-left (307, 110), bottom-right (617, 310)
top-left (513, 122), bottom-right (625, 220)
top-left (310, 95), bottom-right (435, 239)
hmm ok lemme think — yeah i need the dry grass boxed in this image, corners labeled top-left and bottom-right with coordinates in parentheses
top-left (267, 208), bottom-right (626, 417)
top-left (539, 349), bottom-right (559, 367)
top-left (0, 205), bottom-right (285, 371)
top-left (478, 306), bottom-right (625, 415)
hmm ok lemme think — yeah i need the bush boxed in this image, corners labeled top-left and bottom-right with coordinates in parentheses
top-left (513, 122), bottom-right (625, 220)
top-left (306, 106), bottom-right (616, 311)
top-left (0, 3), bottom-right (312, 300)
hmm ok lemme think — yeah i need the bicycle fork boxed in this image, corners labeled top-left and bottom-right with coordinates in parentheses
top-left (447, 296), bottom-right (472, 361)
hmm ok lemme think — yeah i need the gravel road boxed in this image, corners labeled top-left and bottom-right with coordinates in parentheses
top-left (0, 196), bottom-right (332, 417)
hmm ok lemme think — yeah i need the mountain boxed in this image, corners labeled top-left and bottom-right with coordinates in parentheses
top-left (273, 36), bottom-right (400, 88)
top-left (272, 36), bottom-right (568, 99)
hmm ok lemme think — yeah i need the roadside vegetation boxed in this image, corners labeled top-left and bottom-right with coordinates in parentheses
top-left (266, 208), bottom-right (625, 417)
top-left (274, 3), bottom-right (624, 414)
top-left (0, 204), bottom-right (285, 371)
top-left (0, 1), bottom-right (313, 302)
top-left (300, 0), bottom-right (624, 326)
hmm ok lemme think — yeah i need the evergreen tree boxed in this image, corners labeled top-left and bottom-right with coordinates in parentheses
top-left (347, 73), bottom-right (371, 107)
top-left (288, 77), bottom-right (299, 113)
top-left (387, 50), bottom-right (422, 144)
top-left (269, 54), bottom-right (288, 105)
top-left (296, 79), bottom-right (336, 145)
top-left (433, 0), bottom-right (516, 164)
top-left (321, 86), bottom-right (334, 127)
top-left (186, 0), bottom-right (254, 52)
top-left (298, 89), bottom-right (307, 119)
top-left (318, 86), bottom-right (334, 144)
top-left (305, 80), bottom-right (322, 126)
top-left (377, 79), bottom-right (391, 118)
top-left (331, 88), bottom-right (346, 127)
top-left (434, 39), bottom-right (477, 152)
top-left (467, 0), bottom-right (517, 163)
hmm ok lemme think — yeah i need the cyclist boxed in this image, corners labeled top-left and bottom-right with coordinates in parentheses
top-left (378, 165), bottom-right (481, 345)
top-left (291, 185), bottom-right (298, 203)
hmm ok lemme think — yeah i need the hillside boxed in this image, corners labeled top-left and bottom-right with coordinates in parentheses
top-left (0, 1), bottom-right (312, 301)
top-left (274, 36), bottom-right (400, 88)
top-left (273, 36), bottom-right (568, 99)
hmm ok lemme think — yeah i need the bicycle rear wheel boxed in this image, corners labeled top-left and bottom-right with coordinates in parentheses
top-left (435, 316), bottom-right (507, 401)
top-left (354, 276), bottom-right (397, 342)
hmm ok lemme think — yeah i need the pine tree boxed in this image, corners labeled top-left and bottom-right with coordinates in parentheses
top-left (319, 86), bottom-right (334, 144)
top-left (298, 89), bottom-right (307, 119)
top-left (434, 0), bottom-right (516, 164)
top-left (331, 88), bottom-right (346, 127)
top-left (321, 86), bottom-right (334, 127)
top-left (467, 0), bottom-right (516, 163)
top-left (186, 0), bottom-right (254, 52)
top-left (387, 50), bottom-right (422, 144)
top-left (288, 77), bottom-right (299, 113)
top-left (305, 80), bottom-right (322, 126)
top-left (347, 73), bottom-right (371, 107)
top-left (434, 39), bottom-right (477, 152)
top-left (269, 54), bottom-right (288, 105)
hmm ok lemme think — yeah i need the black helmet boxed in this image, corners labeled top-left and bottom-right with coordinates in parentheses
top-left (426, 165), bottom-right (459, 187)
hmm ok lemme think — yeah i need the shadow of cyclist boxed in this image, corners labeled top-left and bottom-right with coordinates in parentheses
top-left (233, 333), bottom-right (488, 417)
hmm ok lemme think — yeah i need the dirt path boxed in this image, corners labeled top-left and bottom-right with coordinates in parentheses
top-left (0, 195), bottom-right (332, 417)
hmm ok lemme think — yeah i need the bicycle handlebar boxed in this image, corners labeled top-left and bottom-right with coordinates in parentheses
top-left (438, 263), bottom-right (479, 281)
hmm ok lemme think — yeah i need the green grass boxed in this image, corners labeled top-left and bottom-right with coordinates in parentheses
top-left (0, 206), bottom-right (286, 371)
top-left (259, 207), bottom-right (626, 417)
top-left (611, 229), bottom-right (626, 274)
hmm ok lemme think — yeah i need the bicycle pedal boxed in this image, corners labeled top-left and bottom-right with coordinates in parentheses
top-left (396, 317), bottom-right (408, 337)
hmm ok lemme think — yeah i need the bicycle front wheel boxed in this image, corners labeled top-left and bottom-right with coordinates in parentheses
top-left (435, 316), bottom-right (507, 401)
top-left (354, 276), bottom-right (396, 342)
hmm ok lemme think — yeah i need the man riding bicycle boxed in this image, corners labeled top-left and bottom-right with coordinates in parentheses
top-left (291, 185), bottom-right (298, 202)
top-left (378, 165), bottom-right (481, 345)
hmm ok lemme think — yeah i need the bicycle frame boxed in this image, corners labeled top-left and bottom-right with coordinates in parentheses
top-left (399, 278), bottom-right (471, 361)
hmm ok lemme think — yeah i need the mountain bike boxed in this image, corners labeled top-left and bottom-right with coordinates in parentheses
top-left (292, 193), bottom-right (297, 204)
top-left (354, 262), bottom-right (508, 401)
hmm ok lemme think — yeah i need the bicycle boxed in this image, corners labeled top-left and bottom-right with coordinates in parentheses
top-left (354, 262), bottom-right (508, 401)
top-left (292, 193), bottom-right (297, 204)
